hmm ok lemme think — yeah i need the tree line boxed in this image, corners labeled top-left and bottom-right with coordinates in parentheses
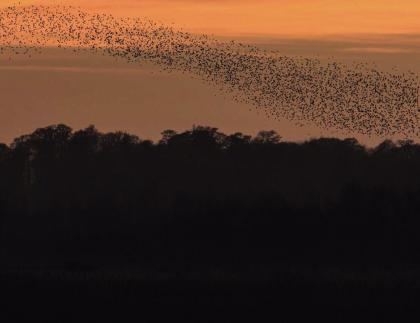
top-left (1, 124), bottom-right (420, 269)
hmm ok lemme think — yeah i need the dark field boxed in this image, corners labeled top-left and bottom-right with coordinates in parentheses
top-left (2, 124), bottom-right (420, 322)
top-left (2, 267), bottom-right (420, 322)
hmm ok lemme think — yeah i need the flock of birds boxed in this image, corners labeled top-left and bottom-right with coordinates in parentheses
top-left (1, 4), bottom-right (419, 137)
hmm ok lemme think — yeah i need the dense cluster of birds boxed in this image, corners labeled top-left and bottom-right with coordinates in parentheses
top-left (1, 4), bottom-right (419, 137)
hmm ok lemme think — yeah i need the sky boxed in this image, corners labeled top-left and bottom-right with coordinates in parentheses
top-left (1, 49), bottom-right (320, 144)
top-left (1, 0), bottom-right (420, 145)
top-left (3, 0), bottom-right (420, 37)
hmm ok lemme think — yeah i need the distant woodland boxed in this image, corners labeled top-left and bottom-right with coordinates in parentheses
top-left (1, 124), bottom-right (420, 269)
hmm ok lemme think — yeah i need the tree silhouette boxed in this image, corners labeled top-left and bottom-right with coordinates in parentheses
top-left (253, 130), bottom-right (281, 144)
top-left (0, 124), bottom-right (420, 269)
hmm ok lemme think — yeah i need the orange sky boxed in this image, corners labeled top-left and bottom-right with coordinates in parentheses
top-left (3, 0), bottom-right (420, 37)
top-left (1, 0), bottom-right (420, 145)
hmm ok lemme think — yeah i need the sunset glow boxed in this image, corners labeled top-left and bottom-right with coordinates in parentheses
top-left (2, 0), bottom-right (420, 36)
top-left (1, 0), bottom-right (419, 145)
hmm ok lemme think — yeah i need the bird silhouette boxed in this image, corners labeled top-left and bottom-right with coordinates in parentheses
top-left (0, 4), bottom-right (419, 138)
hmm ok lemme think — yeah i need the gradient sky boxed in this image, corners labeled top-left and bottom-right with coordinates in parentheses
top-left (1, 0), bottom-right (420, 145)
top-left (4, 0), bottom-right (420, 36)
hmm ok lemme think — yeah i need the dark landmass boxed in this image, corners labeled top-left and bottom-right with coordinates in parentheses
top-left (1, 124), bottom-right (420, 321)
